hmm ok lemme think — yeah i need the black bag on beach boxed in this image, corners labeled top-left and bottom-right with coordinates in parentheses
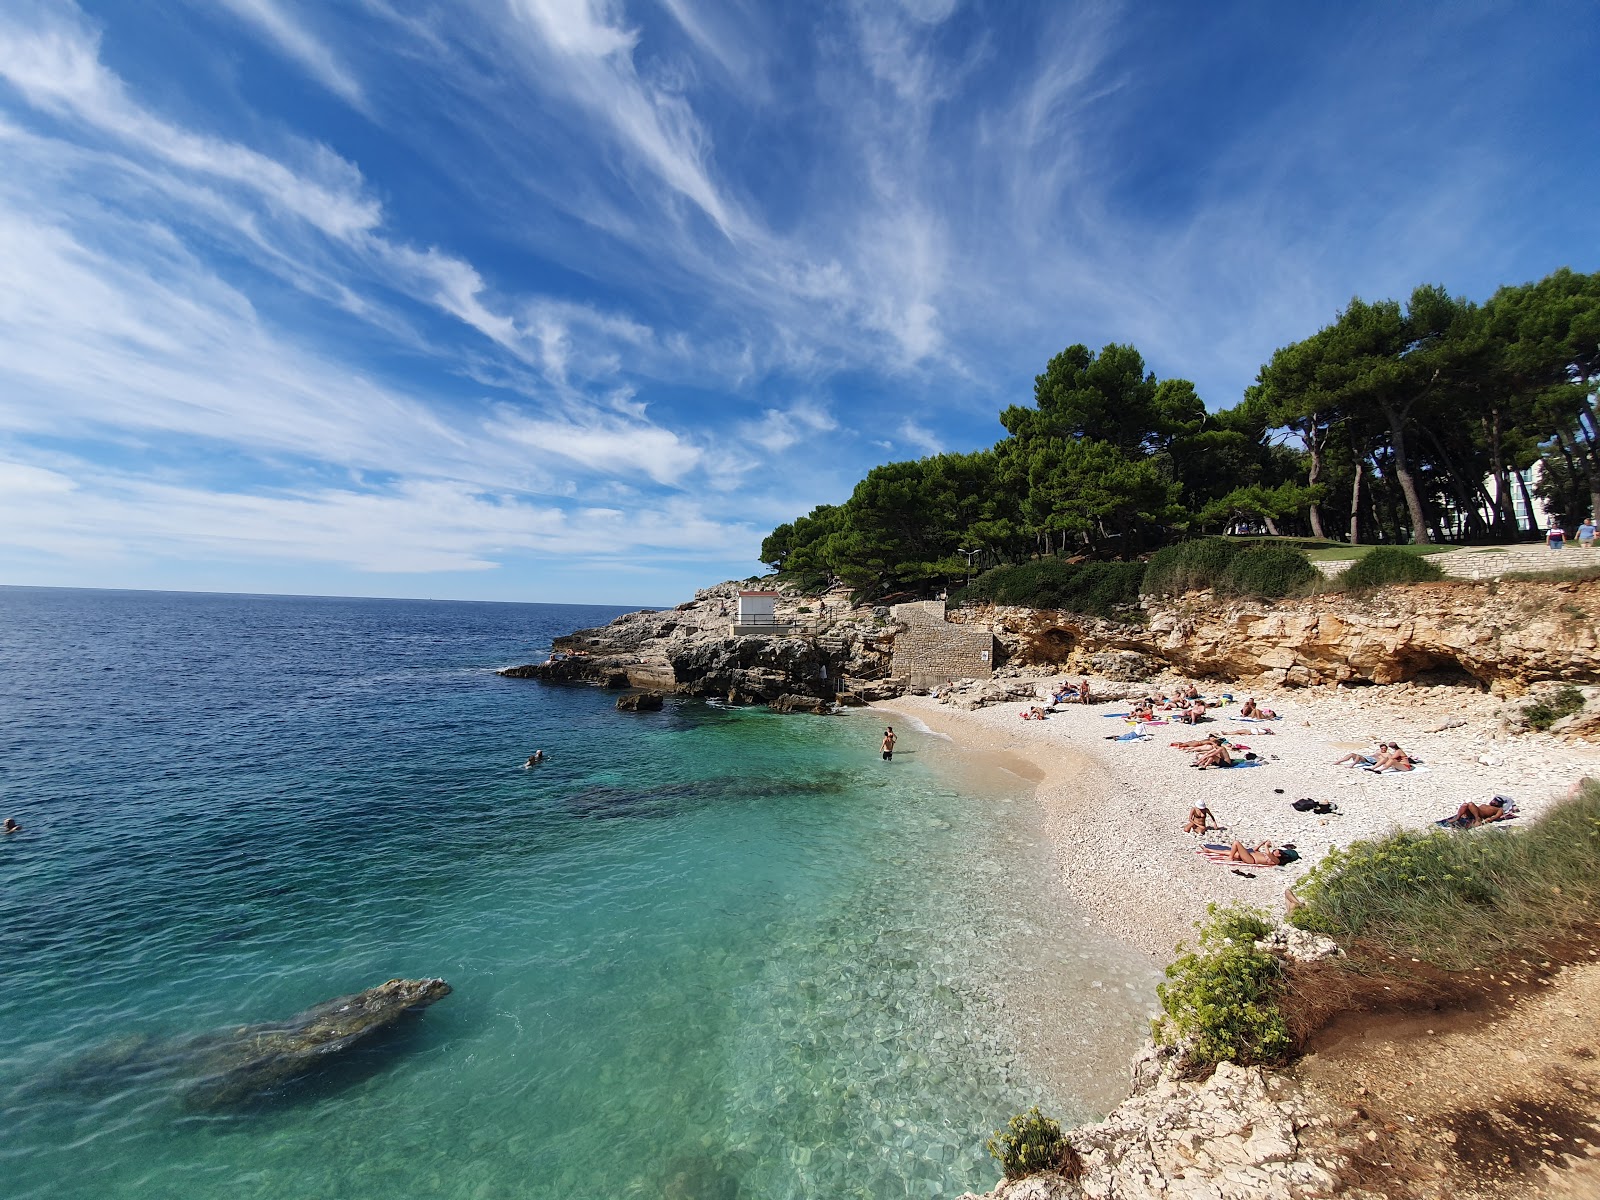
top-left (1291, 798), bottom-right (1317, 812)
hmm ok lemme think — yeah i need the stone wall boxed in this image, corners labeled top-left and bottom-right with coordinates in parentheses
top-left (890, 600), bottom-right (997, 689)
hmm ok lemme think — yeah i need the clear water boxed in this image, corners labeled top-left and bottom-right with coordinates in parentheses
top-left (0, 587), bottom-right (1156, 1199)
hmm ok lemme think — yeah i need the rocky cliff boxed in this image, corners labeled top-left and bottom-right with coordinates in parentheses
top-left (978, 578), bottom-right (1600, 696)
top-left (502, 578), bottom-right (1600, 711)
top-left (499, 581), bottom-right (898, 705)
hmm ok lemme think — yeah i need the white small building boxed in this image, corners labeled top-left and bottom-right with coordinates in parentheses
top-left (732, 590), bottom-right (790, 636)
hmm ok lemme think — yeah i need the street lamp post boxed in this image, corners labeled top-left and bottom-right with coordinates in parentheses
top-left (956, 547), bottom-right (980, 588)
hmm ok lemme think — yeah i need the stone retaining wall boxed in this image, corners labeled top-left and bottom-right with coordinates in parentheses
top-left (890, 600), bottom-right (996, 689)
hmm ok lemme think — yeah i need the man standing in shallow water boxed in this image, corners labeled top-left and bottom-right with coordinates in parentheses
top-left (881, 726), bottom-right (896, 761)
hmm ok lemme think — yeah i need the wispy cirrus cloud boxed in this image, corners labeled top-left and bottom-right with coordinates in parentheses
top-left (214, 0), bottom-right (368, 110)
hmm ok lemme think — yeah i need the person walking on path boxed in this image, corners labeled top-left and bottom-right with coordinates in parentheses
top-left (1580, 518), bottom-right (1597, 549)
top-left (1548, 525), bottom-right (1567, 550)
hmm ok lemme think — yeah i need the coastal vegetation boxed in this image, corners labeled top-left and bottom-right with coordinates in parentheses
top-left (1154, 904), bottom-right (1292, 1069)
top-left (1522, 686), bottom-right (1586, 731)
top-left (950, 558), bottom-right (1143, 617)
top-left (1339, 546), bottom-right (1446, 590)
top-left (1289, 782), bottom-right (1600, 970)
top-left (762, 268), bottom-right (1600, 601)
top-left (984, 1107), bottom-right (1082, 1182)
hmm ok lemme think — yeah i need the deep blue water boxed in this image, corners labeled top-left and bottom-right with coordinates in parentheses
top-left (0, 587), bottom-right (1154, 1199)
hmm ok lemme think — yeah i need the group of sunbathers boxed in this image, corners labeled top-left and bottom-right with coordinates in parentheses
top-left (1332, 741), bottom-right (1414, 772)
top-left (1047, 679), bottom-right (1093, 706)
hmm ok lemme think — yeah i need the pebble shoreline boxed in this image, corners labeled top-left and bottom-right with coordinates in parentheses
top-left (876, 679), bottom-right (1600, 957)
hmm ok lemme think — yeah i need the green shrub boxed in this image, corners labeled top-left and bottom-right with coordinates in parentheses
top-left (1341, 547), bottom-right (1445, 590)
top-left (955, 558), bottom-right (1144, 619)
top-left (1523, 686), bottom-right (1585, 731)
top-left (985, 1107), bottom-right (1081, 1181)
top-left (1220, 546), bottom-right (1317, 600)
top-left (1142, 539), bottom-right (1241, 596)
top-left (1289, 783), bottom-right (1600, 969)
top-left (1154, 904), bottom-right (1290, 1068)
top-left (1142, 540), bottom-right (1314, 601)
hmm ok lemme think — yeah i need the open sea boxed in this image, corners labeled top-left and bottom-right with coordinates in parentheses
top-left (0, 587), bottom-right (1156, 1200)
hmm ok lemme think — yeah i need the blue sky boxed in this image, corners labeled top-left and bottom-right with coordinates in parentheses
top-left (1, 1), bottom-right (1595, 604)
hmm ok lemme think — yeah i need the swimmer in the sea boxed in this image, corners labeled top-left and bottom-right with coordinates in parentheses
top-left (3, 817), bottom-right (20, 834)
top-left (524, 750), bottom-right (546, 768)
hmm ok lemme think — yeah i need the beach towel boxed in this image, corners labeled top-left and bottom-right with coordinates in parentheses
top-left (1367, 764), bottom-right (1431, 775)
top-left (1234, 716), bottom-right (1279, 723)
top-left (1114, 729), bottom-right (1147, 742)
top-left (1102, 712), bottom-right (1131, 718)
top-left (1197, 843), bottom-right (1236, 863)
top-left (1226, 759), bottom-right (1264, 768)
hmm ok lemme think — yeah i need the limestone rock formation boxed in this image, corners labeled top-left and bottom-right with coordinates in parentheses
top-left (982, 579), bottom-right (1600, 696)
top-left (499, 581), bottom-right (896, 707)
top-left (615, 691), bottom-right (664, 712)
top-left (957, 1060), bottom-right (1343, 1200)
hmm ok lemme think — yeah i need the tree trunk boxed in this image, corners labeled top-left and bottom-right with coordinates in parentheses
top-left (1418, 425), bottom-right (1481, 540)
top-left (1306, 437), bottom-right (1326, 538)
top-left (1516, 469), bottom-right (1539, 535)
top-left (1263, 514), bottom-right (1281, 536)
top-left (1381, 402), bottom-right (1431, 543)
top-left (1348, 460), bottom-right (1364, 544)
top-left (1486, 410), bottom-right (1511, 538)
top-left (1571, 414), bottom-right (1600, 524)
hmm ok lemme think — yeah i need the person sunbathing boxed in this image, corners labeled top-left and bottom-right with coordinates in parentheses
top-left (1183, 801), bottom-right (1221, 834)
top-left (1450, 797), bottom-right (1511, 827)
top-left (1333, 744), bottom-right (1383, 767)
top-left (1240, 697), bottom-right (1279, 719)
top-left (1130, 700), bottom-right (1155, 722)
top-left (1179, 700), bottom-right (1208, 725)
top-left (1192, 741), bottom-right (1233, 769)
top-left (1230, 840), bottom-right (1285, 866)
top-left (1020, 706), bottom-right (1048, 720)
top-left (1368, 743), bottom-right (1413, 772)
top-left (1172, 733), bottom-right (1229, 750)
top-left (1181, 683), bottom-right (1200, 700)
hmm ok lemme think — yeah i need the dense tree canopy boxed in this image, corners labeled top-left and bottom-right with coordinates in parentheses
top-left (762, 268), bottom-right (1600, 598)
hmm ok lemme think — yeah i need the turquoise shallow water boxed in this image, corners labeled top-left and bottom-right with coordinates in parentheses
top-left (0, 587), bottom-right (1156, 1199)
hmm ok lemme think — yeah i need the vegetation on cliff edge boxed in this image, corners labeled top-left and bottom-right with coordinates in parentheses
top-left (762, 268), bottom-right (1600, 600)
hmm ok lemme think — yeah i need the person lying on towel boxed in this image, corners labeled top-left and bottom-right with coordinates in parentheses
top-left (1230, 841), bottom-right (1287, 867)
top-left (1448, 796), bottom-right (1514, 827)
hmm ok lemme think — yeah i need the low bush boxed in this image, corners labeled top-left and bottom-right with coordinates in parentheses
top-left (1142, 539), bottom-right (1240, 597)
top-left (985, 1107), bottom-right (1082, 1181)
top-left (1523, 686), bottom-right (1585, 731)
top-left (1289, 782), bottom-right (1600, 969)
top-left (1341, 547), bottom-right (1445, 590)
top-left (1143, 540), bottom-right (1314, 601)
top-left (1220, 546), bottom-right (1317, 600)
top-left (1154, 904), bottom-right (1291, 1068)
top-left (955, 558), bottom-right (1144, 619)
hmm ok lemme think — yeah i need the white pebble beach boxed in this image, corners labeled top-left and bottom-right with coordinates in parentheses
top-left (877, 678), bottom-right (1600, 957)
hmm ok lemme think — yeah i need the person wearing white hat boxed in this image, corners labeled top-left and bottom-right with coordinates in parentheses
top-left (1183, 800), bottom-right (1221, 834)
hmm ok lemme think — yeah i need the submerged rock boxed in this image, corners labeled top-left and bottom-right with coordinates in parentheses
top-left (184, 977), bottom-right (452, 1109)
top-left (56, 978), bottom-right (452, 1111)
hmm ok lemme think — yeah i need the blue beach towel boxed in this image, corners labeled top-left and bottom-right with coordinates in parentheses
top-left (1114, 729), bottom-right (1146, 742)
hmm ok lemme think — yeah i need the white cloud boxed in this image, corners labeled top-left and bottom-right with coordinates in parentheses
top-left (0, 6), bottom-right (381, 239)
top-left (490, 409), bottom-right (703, 485)
top-left (0, 457), bottom-right (758, 573)
top-left (215, 0), bottom-right (368, 109)
top-left (737, 400), bottom-right (839, 454)
top-left (897, 419), bottom-right (943, 457)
